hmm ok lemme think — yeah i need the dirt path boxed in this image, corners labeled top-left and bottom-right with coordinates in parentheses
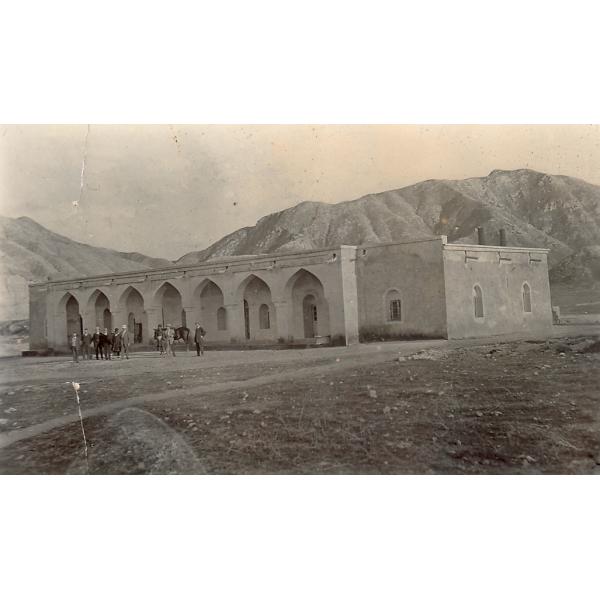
top-left (0, 344), bottom-right (434, 449)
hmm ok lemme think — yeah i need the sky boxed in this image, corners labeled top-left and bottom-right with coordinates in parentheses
top-left (1, 124), bottom-right (599, 260)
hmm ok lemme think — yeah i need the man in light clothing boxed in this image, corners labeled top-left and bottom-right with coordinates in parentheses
top-left (70, 332), bottom-right (80, 363)
top-left (120, 324), bottom-right (132, 359)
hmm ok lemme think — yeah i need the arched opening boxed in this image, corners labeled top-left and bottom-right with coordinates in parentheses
top-left (385, 289), bottom-right (402, 322)
top-left (244, 300), bottom-right (250, 339)
top-left (473, 285), bottom-right (484, 318)
top-left (286, 269), bottom-right (330, 340)
top-left (65, 294), bottom-right (82, 340)
top-left (302, 294), bottom-right (317, 338)
top-left (119, 286), bottom-right (147, 344)
top-left (259, 303), bottom-right (270, 329)
top-left (87, 289), bottom-right (112, 329)
top-left (522, 283), bottom-right (532, 313)
top-left (239, 275), bottom-right (277, 341)
top-left (192, 280), bottom-right (225, 339)
top-left (154, 282), bottom-right (183, 328)
top-left (217, 306), bottom-right (227, 331)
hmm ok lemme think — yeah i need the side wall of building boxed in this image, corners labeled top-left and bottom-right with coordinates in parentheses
top-left (443, 245), bottom-right (553, 339)
top-left (29, 285), bottom-right (49, 350)
top-left (355, 238), bottom-right (448, 340)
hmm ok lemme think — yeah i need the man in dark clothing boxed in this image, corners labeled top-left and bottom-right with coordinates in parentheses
top-left (194, 322), bottom-right (206, 356)
top-left (92, 326), bottom-right (104, 360)
top-left (81, 328), bottom-right (91, 360)
top-left (103, 328), bottom-right (113, 360)
top-left (112, 327), bottom-right (121, 358)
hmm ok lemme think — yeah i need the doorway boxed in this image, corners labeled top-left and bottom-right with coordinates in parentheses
top-left (243, 299), bottom-right (250, 340)
top-left (303, 294), bottom-right (318, 338)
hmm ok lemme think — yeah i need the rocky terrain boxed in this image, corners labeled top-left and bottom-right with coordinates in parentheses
top-left (177, 169), bottom-right (600, 292)
top-left (1, 333), bottom-right (598, 474)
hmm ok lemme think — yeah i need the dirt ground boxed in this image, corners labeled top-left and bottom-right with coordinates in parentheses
top-left (1, 328), bottom-right (599, 474)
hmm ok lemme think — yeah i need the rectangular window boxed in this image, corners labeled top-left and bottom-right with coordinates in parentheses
top-left (389, 299), bottom-right (402, 321)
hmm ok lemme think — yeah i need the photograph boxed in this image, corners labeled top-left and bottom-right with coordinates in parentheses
top-left (1, 124), bottom-right (598, 475)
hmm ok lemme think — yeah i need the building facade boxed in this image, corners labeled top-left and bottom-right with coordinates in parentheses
top-left (28, 237), bottom-right (554, 352)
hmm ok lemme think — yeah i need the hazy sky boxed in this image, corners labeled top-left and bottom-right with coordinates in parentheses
top-left (1, 124), bottom-right (599, 259)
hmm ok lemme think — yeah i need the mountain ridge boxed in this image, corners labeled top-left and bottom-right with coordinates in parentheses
top-left (0, 215), bottom-right (173, 320)
top-left (176, 169), bottom-right (599, 274)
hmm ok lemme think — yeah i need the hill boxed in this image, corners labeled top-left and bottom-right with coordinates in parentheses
top-left (177, 169), bottom-right (600, 295)
top-left (0, 216), bottom-right (173, 320)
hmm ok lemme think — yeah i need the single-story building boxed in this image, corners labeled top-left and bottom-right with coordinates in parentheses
top-left (28, 236), bottom-right (553, 352)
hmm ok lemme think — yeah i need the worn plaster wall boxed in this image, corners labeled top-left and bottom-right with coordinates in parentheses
top-left (355, 238), bottom-right (448, 340)
top-left (443, 245), bottom-right (553, 339)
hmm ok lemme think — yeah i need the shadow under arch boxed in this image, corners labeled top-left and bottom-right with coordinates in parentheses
top-left (192, 278), bottom-right (226, 338)
top-left (118, 285), bottom-right (147, 343)
top-left (237, 273), bottom-right (277, 341)
top-left (57, 291), bottom-right (83, 343)
top-left (284, 268), bottom-right (330, 339)
top-left (153, 281), bottom-right (184, 328)
top-left (86, 288), bottom-right (112, 330)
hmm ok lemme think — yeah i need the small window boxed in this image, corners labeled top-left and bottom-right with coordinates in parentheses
top-left (473, 285), bottom-right (484, 318)
top-left (259, 303), bottom-right (270, 329)
top-left (217, 307), bottom-right (227, 330)
top-left (385, 289), bottom-right (402, 322)
top-left (389, 299), bottom-right (402, 321)
top-left (522, 283), bottom-right (532, 313)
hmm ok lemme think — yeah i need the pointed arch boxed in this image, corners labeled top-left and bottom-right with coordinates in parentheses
top-left (192, 279), bottom-right (225, 338)
top-left (238, 274), bottom-right (277, 341)
top-left (236, 273), bottom-right (271, 297)
top-left (283, 267), bottom-right (323, 296)
top-left (57, 292), bottom-right (82, 342)
top-left (118, 285), bottom-right (147, 343)
top-left (153, 281), bottom-right (183, 328)
top-left (86, 288), bottom-right (112, 329)
top-left (118, 284), bottom-right (145, 308)
top-left (192, 278), bottom-right (224, 299)
top-left (473, 285), bottom-right (484, 319)
top-left (285, 268), bottom-right (330, 340)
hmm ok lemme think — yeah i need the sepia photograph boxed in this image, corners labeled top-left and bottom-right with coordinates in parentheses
top-left (2, 2), bottom-right (599, 599)
top-left (0, 124), bottom-right (598, 475)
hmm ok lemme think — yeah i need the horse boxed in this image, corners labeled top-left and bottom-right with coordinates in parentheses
top-left (153, 325), bottom-right (191, 352)
top-left (173, 326), bottom-right (191, 351)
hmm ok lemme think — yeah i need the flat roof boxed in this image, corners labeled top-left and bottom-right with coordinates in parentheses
top-left (29, 236), bottom-right (550, 287)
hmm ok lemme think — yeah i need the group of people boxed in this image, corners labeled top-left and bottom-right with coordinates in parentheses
top-left (69, 325), bottom-right (132, 363)
top-left (155, 324), bottom-right (178, 357)
top-left (155, 323), bottom-right (206, 357)
top-left (69, 322), bottom-right (207, 363)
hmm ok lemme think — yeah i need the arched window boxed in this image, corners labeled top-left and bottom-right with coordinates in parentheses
top-left (217, 307), bottom-right (227, 331)
top-left (259, 303), bottom-right (270, 329)
top-left (522, 283), bottom-right (532, 313)
top-left (473, 285), bottom-right (484, 318)
top-left (385, 289), bottom-right (402, 322)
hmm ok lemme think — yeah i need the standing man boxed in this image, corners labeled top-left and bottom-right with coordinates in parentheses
top-left (103, 327), bottom-right (114, 360)
top-left (194, 322), bottom-right (206, 357)
top-left (112, 327), bottom-right (121, 358)
top-left (92, 326), bottom-right (103, 360)
top-left (81, 328), bottom-right (91, 360)
top-left (166, 324), bottom-right (176, 357)
top-left (70, 332), bottom-right (79, 363)
top-left (120, 324), bottom-right (132, 359)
